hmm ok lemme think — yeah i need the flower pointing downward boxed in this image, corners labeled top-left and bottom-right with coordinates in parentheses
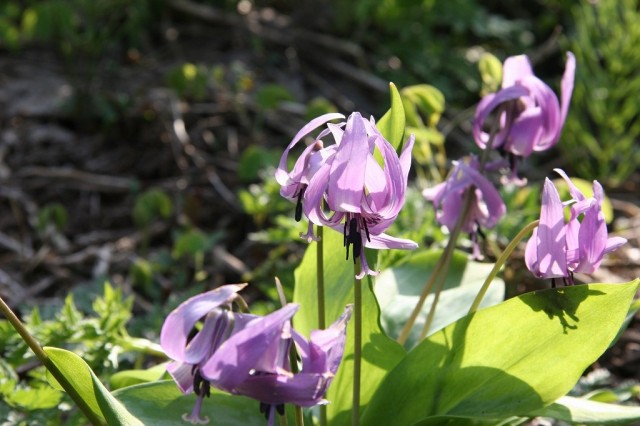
top-left (160, 284), bottom-right (352, 425)
top-left (276, 112), bottom-right (418, 278)
top-left (473, 52), bottom-right (575, 182)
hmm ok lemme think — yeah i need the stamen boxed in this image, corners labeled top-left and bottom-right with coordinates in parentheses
top-left (295, 186), bottom-right (306, 222)
top-left (362, 218), bottom-right (371, 242)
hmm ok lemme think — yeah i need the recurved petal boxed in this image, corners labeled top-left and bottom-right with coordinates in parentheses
top-left (473, 85), bottom-right (530, 149)
top-left (200, 303), bottom-right (299, 391)
top-left (166, 361), bottom-right (194, 394)
top-left (160, 284), bottom-right (247, 362)
top-left (307, 305), bottom-right (352, 375)
top-left (559, 52), bottom-right (576, 127)
top-left (275, 113), bottom-right (344, 186)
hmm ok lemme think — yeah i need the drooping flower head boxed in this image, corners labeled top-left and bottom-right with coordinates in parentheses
top-left (525, 169), bottom-right (627, 284)
top-left (161, 284), bottom-right (352, 425)
top-left (473, 53), bottom-right (575, 181)
top-left (276, 112), bottom-right (418, 278)
top-left (423, 156), bottom-right (506, 258)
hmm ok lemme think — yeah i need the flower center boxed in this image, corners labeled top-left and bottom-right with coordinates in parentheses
top-left (343, 214), bottom-right (370, 262)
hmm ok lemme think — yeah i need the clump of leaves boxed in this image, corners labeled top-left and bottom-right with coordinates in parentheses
top-left (0, 282), bottom-right (161, 423)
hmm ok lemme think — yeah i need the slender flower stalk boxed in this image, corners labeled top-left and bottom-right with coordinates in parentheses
top-left (0, 297), bottom-right (103, 425)
top-left (316, 225), bottom-right (327, 426)
top-left (468, 220), bottom-right (540, 314)
top-left (352, 262), bottom-right (362, 426)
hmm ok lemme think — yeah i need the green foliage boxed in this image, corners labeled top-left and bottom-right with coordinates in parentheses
top-left (0, 283), bottom-right (160, 423)
top-left (401, 84), bottom-right (446, 181)
top-left (304, 97), bottom-right (338, 121)
top-left (113, 381), bottom-right (267, 425)
top-left (293, 229), bottom-right (406, 425)
top-left (237, 146), bottom-right (281, 182)
top-left (255, 83), bottom-right (295, 110)
top-left (478, 52), bottom-right (503, 96)
top-left (377, 82), bottom-right (406, 152)
top-left (331, 0), bottom-right (532, 102)
top-left (132, 188), bottom-right (173, 229)
top-left (362, 280), bottom-right (639, 425)
top-left (36, 202), bottom-right (69, 234)
top-left (167, 63), bottom-right (211, 101)
top-left (375, 249), bottom-right (505, 348)
top-left (45, 347), bottom-right (143, 425)
top-left (562, 0), bottom-right (640, 186)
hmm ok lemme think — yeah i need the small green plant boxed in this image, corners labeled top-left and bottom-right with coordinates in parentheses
top-left (562, 0), bottom-right (640, 186)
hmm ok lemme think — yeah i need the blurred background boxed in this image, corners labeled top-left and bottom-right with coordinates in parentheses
top-left (0, 0), bottom-right (639, 421)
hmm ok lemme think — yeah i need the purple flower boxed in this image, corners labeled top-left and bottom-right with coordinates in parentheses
top-left (275, 112), bottom-right (345, 241)
top-left (423, 156), bottom-right (506, 258)
top-left (473, 53), bottom-right (575, 181)
top-left (525, 169), bottom-right (627, 283)
top-left (160, 284), bottom-right (352, 425)
top-left (276, 111), bottom-right (417, 278)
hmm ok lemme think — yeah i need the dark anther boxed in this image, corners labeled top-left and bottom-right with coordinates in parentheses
top-left (362, 218), bottom-right (371, 242)
top-left (295, 187), bottom-right (306, 222)
top-left (551, 278), bottom-right (557, 288)
top-left (475, 223), bottom-right (486, 240)
top-left (259, 402), bottom-right (283, 420)
top-left (193, 369), bottom-right (210, 398)
top-left (344, 216), bottom-right (363, 261)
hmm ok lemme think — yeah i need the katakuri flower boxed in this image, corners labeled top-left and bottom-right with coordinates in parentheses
top-left (524, 169), bottom-right (627, 284)
top-left (160, 284), bottom-right (352, 425)
top-left (423, 156), bottom-right (506, 258)
top-left (276, 111), bottom-right (417, 277)
top-left (473, 52), bottom-right (575, 181)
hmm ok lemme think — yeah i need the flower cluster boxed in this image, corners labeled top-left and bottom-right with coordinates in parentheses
top-left (160, 284), bottom-right (352, 425)
top-left (525, 169), bottom-right (627, 284)
top-left (276, 111), bottom-right (418, 278)
top-left (424, 52), bottom-right (576, 256)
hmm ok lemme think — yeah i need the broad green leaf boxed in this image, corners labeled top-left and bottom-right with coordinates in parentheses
top-left (413, 415), bottom-right (527, 426)
top-left (293, 229), bottom-right (405, 425)
top-left (361, 280), bottom-right (639, 426)
top-left (377, 82), bottom-right (406, 152)
top-left (113, 380), bottom-right (265, 425)
top-left (44, 346), bottom-right (143, 425)
top-left (375, 249), bottom-right (505, 348)
top-left (530, 395), bottom-right (640, 425)
top-left (110, 363), bottom-right (168, 390)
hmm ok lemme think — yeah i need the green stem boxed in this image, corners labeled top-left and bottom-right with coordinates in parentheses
top-left (0, 296), bottom-right (104, 425)
top-left (397, 190), bottom-right (474, 345)
top-left (316, 226), bottom-right (327, 426)
top-left (352, 261), bottom-right (362, 426)
top-left (468, 220), bottom-right (540, 314)
top-left (418, 257), bottom-right (452, 341)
